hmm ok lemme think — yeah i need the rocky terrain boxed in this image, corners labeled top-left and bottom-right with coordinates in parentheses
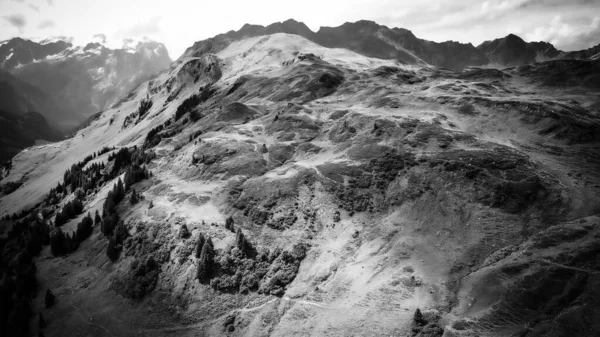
top-left (1, 23), bottom-right (599, 337)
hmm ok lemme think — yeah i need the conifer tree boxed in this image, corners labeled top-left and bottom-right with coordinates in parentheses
top-left (197, 237), bottom-right (214, 282)
top-left (39, 312), bottom-right (46, 329)
top-left (44, 290), bottom-right (55, 308)
top-left (225, 216), bottom-right (235, 232)
top-left (130, 189), bottom-right (138, 204)
top-left (106, 237), bottom-right (118, 261)
top-left (195, 233), bottom-right (205, 258)
top-left (235, 228), bottom-right (250, 255)
top-left (413, 308), bottom-right (425, 326)
top-left (94, 210), bottom-right (101, 226)
top-left (50, 229), bottom-right (65, 256)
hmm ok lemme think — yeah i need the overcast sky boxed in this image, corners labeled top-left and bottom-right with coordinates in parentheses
top-left (1, 0), bottom-right (600, 59)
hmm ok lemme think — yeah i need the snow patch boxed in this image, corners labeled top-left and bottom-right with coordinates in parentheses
top-left (4, 50), bottom-right (14, 63)
top-left (35, 36), bottom-right (74, 45)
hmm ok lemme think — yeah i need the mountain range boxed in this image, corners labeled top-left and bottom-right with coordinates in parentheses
top-left (0, 36), bottom-right (171, 129)
top-left (0, 18), bottom-right (599, 337)
top-left (181, 19), bottom-right (600, 68)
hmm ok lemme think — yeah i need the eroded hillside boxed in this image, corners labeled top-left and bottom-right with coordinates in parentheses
top-left (1, 33), bottom-right (599, 337)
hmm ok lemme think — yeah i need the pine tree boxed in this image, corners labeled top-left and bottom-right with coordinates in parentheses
top-left (94, 210), bottom-right (101, 226)
top-left (101, 213), bottom-right (119, 236)
top-left (195, 233), bottom-right (205, 258)
top-left (50, 229), bottom-right (65, 256)
top-left (114, 223), bottom-right (128, 244)
top-left (130, 189), bottom-right (138, 204)
top-left (103, 191), bottom-right (116, 216)
top-left (179, 224), bottom-right (190, 239)
top-left (114, 179), bottom-right (125, 202)
top-left (225, 216), bottom-right (235, 232)
top-left (235, 228), bottom-right (250, 255)
top-left (39, 312), bottom-right (46, 329)
top-left (54, 212), bottom-right (65, 227)
top-left (197, 237), bottom-right (214, 282)
top-left (413, 308), bottom-right (425, 326)
top-left (106, 237), bottom-right (118, 261)
top-left (76, 213), bottom-right (93, 241)
top-left (44, 289), bottom-right (55, 308)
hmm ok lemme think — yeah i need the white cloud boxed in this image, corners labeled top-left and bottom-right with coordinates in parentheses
top-left (3, 13), bottom-right (26, 32)
top-left (527, 15), bottom-right (600, 50)
top-left (38, 19), bottom-right (55, 29)
top-left (115, 16), bottom-right (161, 38)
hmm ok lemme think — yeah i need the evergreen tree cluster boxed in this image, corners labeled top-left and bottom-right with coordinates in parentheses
top-left (102, 178), bottom-right (125, 236)
top-left (101, 162), bottom-right (150, 260)
top-left (111, 255), bottom-right (160, 298)
top-left (175, 94), bottom-right (202, 121)
top-left (2, 158), bottom-right (12, 171)
top-left (144, 119), bottom-right (172, 148)
top-left (1, 145), bottom-right (154, 336)
top-left (0, 214), bottom-right (51, 337)
top-left (46, 146), bottom-right (150, 210)
top-left (189, 130), bottom-right (203, 143)
top-left (124, 164), bottom-right (150, 190)
top-left (137, 98), bottom-right (153, 120)
top-left (0, 180), bottom-right (23, 196)
top-left (108, 148), bottom-right (133, 176)
top-left (49, 228), bottom-right (79, 256)
top-left (411, 308), bottom-right (443, 337)
top-left (173, 86), bottom-right (215, 123)
top-left (51, 211), bottom-right (96, 257)
top-left (54, 198), bottom-right (84, 227)
top-left (76, 212), bottom-right (94, 241)
top-left (196, 235), bottom-right (215, 282)
top-left (194, 228), bottom-right (308, 296)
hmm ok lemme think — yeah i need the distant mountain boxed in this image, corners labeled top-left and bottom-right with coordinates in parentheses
top-left (0, 37), bottom-right (171, 129)
top-left (0, 70), bottom-right (63, 162)
top-left (561, 43), bottom-right (600, 61)
top-left (312, 20), bottom-right (488, 69)
top-left (181, 19), bottom-right (485, 69)
top-left (0, 70), bottom-right (64, 122)
top-left (477, 34), bottom-right (561, 66)
top-left (0, 37), bottom-right (71, 69)
top-left (181, 19), bottom-right (600, 70)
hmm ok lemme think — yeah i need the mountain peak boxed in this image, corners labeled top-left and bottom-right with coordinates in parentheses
top-left (505, 33), bottom-right (524, 41)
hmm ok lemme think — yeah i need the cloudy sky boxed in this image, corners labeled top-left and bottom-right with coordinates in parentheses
top-left (1, 0), bottom-right (599, 59)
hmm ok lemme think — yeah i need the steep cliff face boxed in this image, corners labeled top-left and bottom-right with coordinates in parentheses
top-left (1, 30), bottom-right (599, 337)
top-left (0, 37), bottom-right (171, 129)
